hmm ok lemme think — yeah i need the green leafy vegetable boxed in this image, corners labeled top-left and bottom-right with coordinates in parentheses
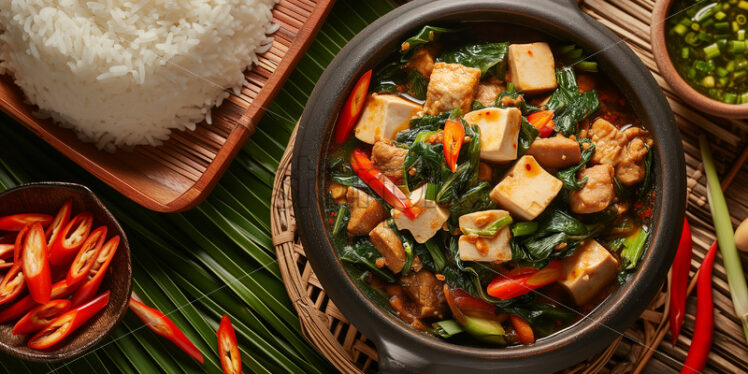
top-left (447, 182), bottom-right (496, 230)
top-left (403, 140), bottom-right (444, 190)
top-left (396, 111), bottom-right (453, 144)
top-left (332, 205), bottom-right (349, 236)
top-left (461, 216), bottom-right (513, 237)
top-left (511, 222), bottom-right (538, 237)
top-left (340, 239), bottom-right (396, 282)
top-left (400, 25), bottom-right (456, 62)
top-left (371, 62), bottom-right (430, 100)
top-left (620, 226), bottom-right (649, 270)
top-left (546, 67), bottom-right (600, 136)
top-left (638, 144), bottom-right (653, 196)
top-left (439, 42), bottom-right (509, 77)
top-left (505, 303), bottom-right (575, 337)
top-left (461, 316), bottom-right (506, 344)
top-left (517, 118), bottom-right (540, 156)
top-left (557, 139), bottom-right (595, 190)
top-left (436, 124), bottom-right (481, 203)
top-left (424, 239), bottom-right (447, 272)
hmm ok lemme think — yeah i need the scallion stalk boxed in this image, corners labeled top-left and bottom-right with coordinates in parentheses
top-left (700, 135), bottom-right (748, 346)
top-left (673, 23), bottom-right (689, 36)
top-left (574, 61), bottom-right (598, 72)
top-left (704, 42), bottom-right (721, 58)
top-left (433, 320), bottom-right (464, 338)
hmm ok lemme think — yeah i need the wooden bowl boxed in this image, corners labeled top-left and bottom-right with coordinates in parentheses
top-left (652, 0), bottom-right (748, 118)
top-left (0, 182), bottom-right (132, 362)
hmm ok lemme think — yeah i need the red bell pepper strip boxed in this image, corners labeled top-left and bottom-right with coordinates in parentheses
top-left (0, 244), bottom-right (13, 270)
top-left (21, 223), bottom-right (52, 304)
top-left (28, 291), bottom-right (110, 350)
top-left (509, 314), bottom-right (535, 345)
top-left (669, 217), bottom-right (693, 345)
top-left (334, 69), bottom-right (372, 144)
top-left (0, 280), bottom-right (79, 323)
top-left (0, 214), bottom-right (52, 232)
top-left (14, 224), bottom-right (30, 263)
top-left (0, 264), bottom-right (25, 305)
top-left (13, 299), bottom-right (72, 335)
top-left (443, 120), bottom-right (465, 172)
top-left (681, 241), bottom-right (717, 374)
top-left (487, 261), bottom-right (563, 300)
top-left (129, 297), bottom-right (204, 363)
top-left (526, 110), bottom-right (555, 138)
top-left (71, 235), bottom-right (119, 307)
top-left (217, 315), bottom-right (241, 374)
top-left (66, 226), bottom-right (107, 287)
top-left (49, 212), bottom-right (93, 266)
top-left (45, 199), bottom-right (72, 247)
top-left (350, 147), bottom-right (415, 219)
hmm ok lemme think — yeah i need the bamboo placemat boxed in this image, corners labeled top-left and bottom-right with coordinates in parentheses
top-left (271, 0), bottom-right (748, 372)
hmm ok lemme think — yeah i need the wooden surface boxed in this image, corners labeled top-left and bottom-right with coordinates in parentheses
top-left (271, 0), bottom-right (748, 373)
top-left (0, 0), bottom-right (335, 213)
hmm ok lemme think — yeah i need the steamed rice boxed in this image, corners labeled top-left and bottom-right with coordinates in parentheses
top-left (0, 0), bottom-right (279, 151)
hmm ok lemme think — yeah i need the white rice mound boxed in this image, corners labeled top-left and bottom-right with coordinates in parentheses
top-left (0, 0), bottom-right (279, 151)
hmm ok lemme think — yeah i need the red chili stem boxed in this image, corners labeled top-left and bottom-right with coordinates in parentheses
top-left (680, 241), bottom-right (716, 374)
top-left (669, 217), bottom-right (693, 345)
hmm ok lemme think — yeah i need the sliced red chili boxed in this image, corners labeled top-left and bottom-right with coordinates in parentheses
top-left (0, 214), bottom-right (52, 232)
top-left (49, 212), bottom-right (93, 266)
top-left (509, 314), bottom-right (535, 345)
top-left (0, 264), bottom-right (25, 305)
top-left (14, 224), bottom-right (30, 263)
top-left (217, 314), bottom-right (241, 374)
top-left (21, 223), bottom-right (51, 304)
top-left (350, 146), bottom-right (415, 219)
top-left (28, 291), bottom-right (109, 350)
top-left (486, 261), bottom-right (563, 300)
top-left (0, 280), bottom-right (79, 323)
top-left (681, 242), bottom-right (716, 374)
top-left (66, 226), bottom-right (107, 287)
top-left (129, 297), bottom-right (204, 363)
top-left (669, 218), bottom-right (692, 345)
top-left (71, 236), bottom-right (119, 307)
top-left (334, 69), bottom-right (372, 144)
top-left (443, 119), bottom-right (465, 172)
top-left (13, 299), bottom-right (72, 335)
top-left (526, 110), bottom-right (555, 138)
top-left (0, 244), bottom-right (13, 270)
top-left (45, 199), bottom-right (72, 248)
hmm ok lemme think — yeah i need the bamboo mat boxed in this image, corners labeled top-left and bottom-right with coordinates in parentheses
top-left (271, 0), bottom-right (748, 373)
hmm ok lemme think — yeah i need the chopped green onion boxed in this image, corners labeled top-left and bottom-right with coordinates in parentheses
top-left (558, 45), bottom-right (576, 54)
top-left (715, 10), bottom-right (728, 20)
top-left (704, 42), bottom-right (721, 58)
top-left (733, 21), bottom-right (741, 32)
top-left (698, 31), bottom-right (714, 42)
top-left (461, 215), bottom-right (513, 237)
top-left (511, 222), bottom-right (538, 237)
top-left (682, 47), bottom-right (690, 59)
top-left (673, 23), bottom-right (688, 36)
top-left (703, 75), bottom-right (716, 87)
top-left (741, 91), bottom-right (748, 103)
top-left (738, 14), bottom-right (748, 25)
top-left (692, 22), bottom-right (702, 31)
top-left (685, 32), bottom-right (702, 46)
top-left (740, 0), bottom-right (748, 10)
top-left (694, 2), bottom-right (719, 22)
top-left (727, 59), bottom-right (736, 71)
top-left (433, 320), bottom-right (464, 338)
top-left (717, 66), bottom-right (729, 77)
top-left (715, 21), bottom-right (730, 31)
top-left (620, 226), bottom-right (649, 270)
top-left (729, 40), bottom-right (747, 54)
top-left (724, 92), bottom-right (737, 103)
top-left (688, 67), bottom-right (697, 79)
top-left (425, 183), bottom-right (438, 200)
top-left (700, 135), bottom-right (748, 346)
top-left (574, 61), bottom-right (598, 72)
top-left (719, 76), bottom-right (730, 87)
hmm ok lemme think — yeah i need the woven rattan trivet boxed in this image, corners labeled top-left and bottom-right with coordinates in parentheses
top-left (271, 1), bottom-right (748, 372)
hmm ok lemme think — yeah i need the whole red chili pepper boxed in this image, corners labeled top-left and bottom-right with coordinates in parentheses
top-left (217, 314), bottom-right (241, 374)
top-left (21, 223), bottom-right (52, 304)
top-left (13, 299), bottom-right (72, 335)
top-left (70, 235), bottom-right (119, 306)
top-left (681, 241), bottom-right (716, 374)
top-left (45, 199), bottom-right (72, 247)
top-left (0, 280), bottom-right (79, 323)
top-left (28, 291), bottom-right (110, 350)
top-left (670, 217), bottom-right (693, 344)
top-left (0, 213), bottom-right (52, 232)
top-left (48, 212), bottom-right (93, 266)
top-left (128, 297), bottom-right (204, 363)
top-left (350, 147), bottom-right (415, 219)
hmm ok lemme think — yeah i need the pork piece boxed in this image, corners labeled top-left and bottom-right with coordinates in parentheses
top-left (399, 270), bottom-right (448, 319)
top-left (371, 141), bottom-right (408, 184)
top-left (346, 187), bottom-right (386, 236)
top-left (569, 164), bottom-right (615, 214)
top-left (525, 134), bottom-right (582, 169)
top-left (407, 45), bottom-right (440, 78)
top-left (369, 221), bottom-right (406, 273)
top-left (475, 77), bottom-right (505, 107)
top-left (424, 62), bottom-right (482, 115)
top-left (588, 118), bottom-right (650, 186)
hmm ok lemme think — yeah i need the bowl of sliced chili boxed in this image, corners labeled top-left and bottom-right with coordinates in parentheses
top-left (0, 182), bottom-right (131, 362)
top-left (653, 0), bottom-right (748, 118)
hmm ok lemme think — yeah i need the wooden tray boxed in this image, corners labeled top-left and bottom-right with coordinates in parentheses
top-left (0, 0), bottom-right (335, 212)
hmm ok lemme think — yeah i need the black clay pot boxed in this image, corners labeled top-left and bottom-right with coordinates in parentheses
top-left (292, 0), bottom-right (686, 372)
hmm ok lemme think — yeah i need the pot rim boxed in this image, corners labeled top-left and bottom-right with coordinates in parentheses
top-left (293, 0), bottom-right (685, 371)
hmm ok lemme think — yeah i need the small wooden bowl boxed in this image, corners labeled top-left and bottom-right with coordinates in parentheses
top-left (0, 182), bottom-right (132, 362)
top-left (652, 0), bottom-right (748, 118)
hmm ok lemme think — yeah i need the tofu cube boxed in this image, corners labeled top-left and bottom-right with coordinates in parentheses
top-left (463, 107), bottom-right (522, 162)
top-left (392, 185), bottom-right (449, 244)
top-left (559, 240), bottom-right (620, 305)
top-left (354, 94), bottom-right (422, 144)
top-left (490, 155), bottom-right (562, 221)
top-left (424, 62), bottom-right (481, 115)
top-left (507, 43), bottom-right (557, 94)
top-left (458, 210), bottom-right (513, 263)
